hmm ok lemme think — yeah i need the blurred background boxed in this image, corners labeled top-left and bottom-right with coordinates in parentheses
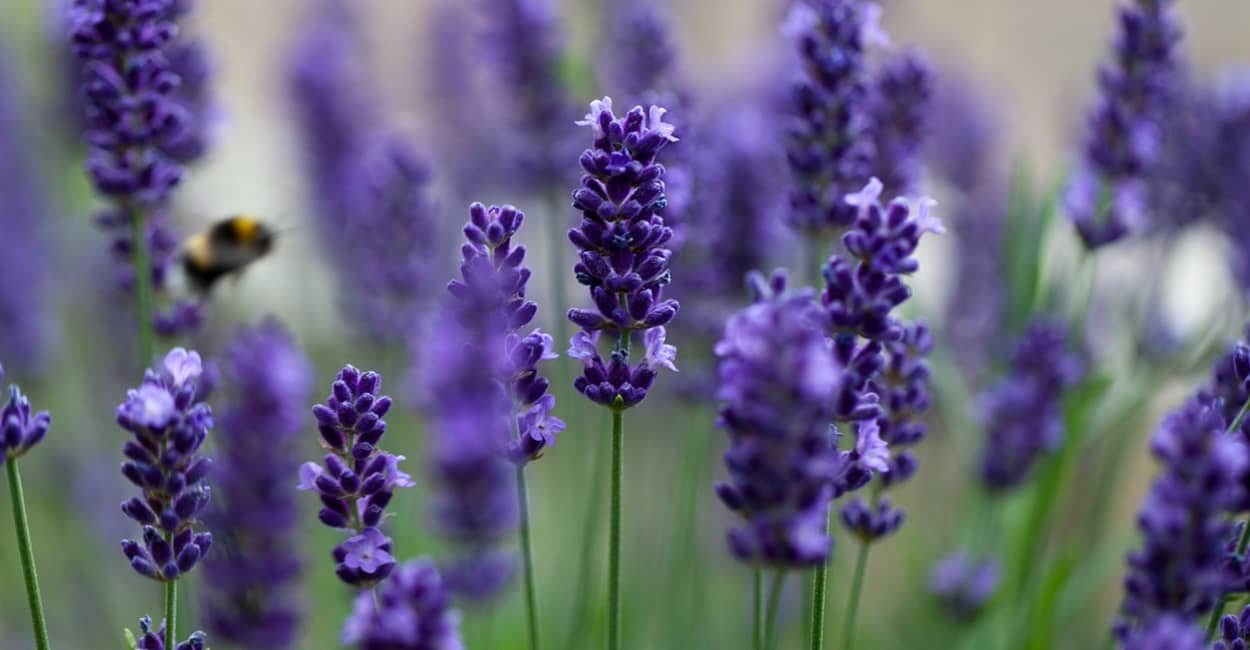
top-left (1, 0), bottom-right (1250, 648)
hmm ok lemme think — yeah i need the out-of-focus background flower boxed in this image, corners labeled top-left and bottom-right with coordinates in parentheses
top-left (1, 0), bottom-right (1250, 648)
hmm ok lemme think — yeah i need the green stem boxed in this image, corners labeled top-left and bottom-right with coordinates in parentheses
top-left (763, 570), bottom-right (787, 650)
top-left (841, 541), bottom-right (871, 650)
top-left (607, 407), bottom-right (624, 650)
top-left (809, 507), bottom-right (830, 650)
top-left (164, 566), bottom-right (177, 649)
top-left (562, 411), bottom-right (609, 650)
top-left (754, 568), bottom-right (764, 650)
top-left (130, 206), bottom-right (156, 368)
top-left (516, 466), bottom-right (542, 650)
top-left (1204, 397), bottom-right (1250, 637)
top-left (6, 458), bottom-right (50, 650)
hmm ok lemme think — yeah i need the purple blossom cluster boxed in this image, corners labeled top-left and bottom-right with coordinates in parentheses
top-left (1117, 396), bottom-right (1248, 637)
top-left (341, 560), bottom-right (464, 650)
top-left (69, 0), bottom-right (203, 335)
top-left (1066, 0), bottom-right (1183, 248)
top-left (713, 271), bottom-right (844, 567)
top-left (783, 0), bottom-right (880, 232)
top-left (300, 365), bottom-right (412, 586)
top-left (203, 321), bottom-right (311, 649)
top-left (1121, 615), bottom-right (1205, 650)
top-left (1, 366), bottom-right (51, 463)
top-left (928, 552), bottom-right (1000, 619)
top-left (130, 617), bottom-right (207, 650)
top-left (867, 51), bottom-right (933, 198)
top-left (116, 348), bottom-right (214, 582)
top-left (451, 203), bottom-right (564, 465)
top-left (0, 52), bottom-right (53, 375)
top-left (1214, 605), bottom-right (1250, 650)
top-left (978, 321), bottom-right (1084, 491)
top-left (567, 97), bottom-right (681, 409)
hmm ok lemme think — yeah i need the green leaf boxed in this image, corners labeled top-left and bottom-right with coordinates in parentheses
top-left (1025, 550), bottom-right (1078, 650)
top-left (123, 628), bottom-right (138, 650)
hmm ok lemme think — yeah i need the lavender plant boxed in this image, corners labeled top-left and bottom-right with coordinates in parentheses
top-left (928, 552), bottom-right (1001, 620)
top-left (301, 365), bottom-right (412, 586)
top-left (867, 51), bottom-right (933, 198)
top-left (70, 0), bottom-right (206, 361)
top-left (1, 364), bottom-right (51, 650)
top-left (116, 348), bottom-right (215, 648)
top-left (203, 321), bottom-right (311, 649)
top-left (340, 560), bottom-right (464, 650)
top-left (127, 616), bottom-right (207, 650)
top-left (566, 96), bottom-right (679, 650)
top-left (1065, 0), bottom-right (1183, 247)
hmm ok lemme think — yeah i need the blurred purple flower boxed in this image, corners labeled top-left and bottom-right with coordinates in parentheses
top-left (1121, 615), bottom-right (1205, 650)
top-left (117, 348), bottom-right (215, 582)
top-left (714, 271), bottom-right (845, 567)
top-left (202, 321), bottom-right (311, 649)
top-left (567, 97), bottom-right (681, 409)
top-left (0, 50), bottom-right (54, 375)
top-left (341, 560), bottom-right (464, 650)
top-left (302, 365), bottom-right (408, 587)
top-left (978, 320), bottom-right (1084, 491)
top-left (867, 50), bottom-right (933, 198)
top-left (929, 552), bottom-right (1000, 619)
top-left (1065, 0), bottom-right (1183, 248)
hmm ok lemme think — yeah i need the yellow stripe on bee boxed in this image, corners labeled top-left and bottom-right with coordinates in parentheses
top-left (230, 215), bottom-right (260, 243)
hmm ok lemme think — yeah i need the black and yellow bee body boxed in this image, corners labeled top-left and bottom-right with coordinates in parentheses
top-left (181, 215), bottom-right (276, 292)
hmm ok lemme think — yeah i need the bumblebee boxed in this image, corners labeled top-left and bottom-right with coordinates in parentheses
top-left (181, 215), bottom-right (276, 292)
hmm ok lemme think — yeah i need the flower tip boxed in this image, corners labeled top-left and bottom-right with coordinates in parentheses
top-left (844, 177), bottom-right (885, 208)
top-left (914, 197), bottom-right (945, 235)
top-left (863, 3), bottom-right (892, 48)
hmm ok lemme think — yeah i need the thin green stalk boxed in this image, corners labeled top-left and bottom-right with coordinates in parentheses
top-left (841, 541), bottom-right (871, 650)
top-left (763, 570), bottom-right (787, 650)
top-left (164, 560), bottom-right (177, 649)
top-left (754, 568), bottom-right (764, 650)
top-left (130, 206), bottom-right (155, 367)
top-left (516, 466), bottom-right (542, 650)
top-left (809, 507), bottom-right (831, 650)
top-left (6, 458), bottom-right (50, 650)
top-left (1203, 396), bottom-right (1250, 637)
top-left (608, 406), bottom-right (624, 650)
top-left (562, 411), bottom-right (609, 650)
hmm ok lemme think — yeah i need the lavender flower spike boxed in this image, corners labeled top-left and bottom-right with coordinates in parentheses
top-left (867, 50), bottom-right (933, 198)
top-left (117, 348), bottom-right (215, 582)
top-left (567, 97), bottom-right (680, 409)
top-left (203, 321), bottom-right (311, 648)
top-left (302, 365), bottom-right (411, 586)
top-left (714, 271), bottom-right (844, 567)
top-left (1116, 396), bottom-right (1247, 638)
top-left (341, 560), bottom-right (464, 650)
top-left (784, 0), bottom-right (878, 232)
top-left (1, 368), bottom-right (51, 464)
top-left (1065, 0), bottom-right (1183, 247)
top-left (129, 617), bottom-right (208, 650)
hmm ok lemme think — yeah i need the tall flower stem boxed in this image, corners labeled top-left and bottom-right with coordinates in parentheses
top-left (516, 465), bottom-right (542, 650)
top-left (809, 508), bottom-right (831, 650)
top-left (129, 206), bottom-right (155, 367)
top-left (841, 541), bottom-right (871, 650)
top-left (165, 533), bottom-right (177, 649)
top-left (6, 458), bottom-right (50, 650)
top-left (1202, 395), bottom-right (1250, 636)
top-left (763, 570), bottom-right (787, 650)
top-left (754, 568), bottom-right (764, 650)
top-left (608, 406), bottom-right (624, 650)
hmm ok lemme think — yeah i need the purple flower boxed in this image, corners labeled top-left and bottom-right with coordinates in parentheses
top-left (1212, 604), bottom-right (1250, 650)
top-left (341, 560), bottom-right (464, 650)
top-left (0, 367), bottom-right (52, 463)
top-left (600, 0), bottom-right (680, 102)
top-left (130, 616), bottom-right (208, 650)
top-left (303, 364), bottom-right (408, 586)
top-left (1065, 0), bottom-right (1183, 248)
top-left (202, 321), bottom-right (311, 649)
top-left (567, 97), bottom-right (681, 410)
top-left (117, 348), bottom-right (215, 582)
top-left (784, 0), bottom-right (878, 232)
top-left (70, 0), bottom-right (205, 337)
top-left (1120, 615), bottom-right (1205, 650)
top-left (714, 271), bottom-right (845, 567)
top-left (479, 0), bottom-right (576, 188)
top-left (929, 552), bottom-right (1000, 619)
top-left (867, 50), bottom-right (933, 198)
top-left (978, 320), bottom-right (1084, 491)
top-left (0, 51), bottom-right (53, 374)
top-left (1117, 396), bottom-right (1248, 637)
